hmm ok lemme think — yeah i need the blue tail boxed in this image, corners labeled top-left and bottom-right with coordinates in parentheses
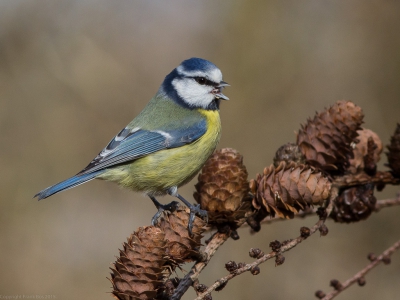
top-left (34, 170), bottom-right (105, 200)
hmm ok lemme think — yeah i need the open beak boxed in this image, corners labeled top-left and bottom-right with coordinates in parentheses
top-left (218, 80), bottom-right (230, 87)
top-left (213, 80), bottom-right (230, 100)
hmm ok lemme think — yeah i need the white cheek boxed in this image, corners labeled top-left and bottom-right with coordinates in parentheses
top-left (172, 79), bottom-right (214, 108)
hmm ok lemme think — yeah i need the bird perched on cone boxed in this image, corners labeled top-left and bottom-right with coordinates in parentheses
top-left (35, 57), bottom-right (229, 233)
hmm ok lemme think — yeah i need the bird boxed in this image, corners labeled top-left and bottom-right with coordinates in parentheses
top-left (34, 57), bottom-right (229, 233)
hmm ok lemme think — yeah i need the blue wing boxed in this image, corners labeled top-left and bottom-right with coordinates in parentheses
top-left (78, 119), bottom-right (207, 175)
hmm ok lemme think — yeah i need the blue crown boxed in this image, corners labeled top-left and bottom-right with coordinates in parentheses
top-left (179, 57), bottom-right (217, 73)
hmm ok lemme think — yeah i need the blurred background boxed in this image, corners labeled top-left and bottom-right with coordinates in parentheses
top-left (1, 0), bottom-right (400, 299)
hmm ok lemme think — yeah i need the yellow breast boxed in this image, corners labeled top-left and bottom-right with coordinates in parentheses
top-left (197, 108), bottom-right (222, 150)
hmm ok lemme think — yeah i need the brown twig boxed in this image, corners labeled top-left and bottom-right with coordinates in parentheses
top-left (333, 170), bottom-right (400, 188)
top-left (203, 208), bottom-right (317, 234)
top-left (236, 195), bottom-right (400, 230)
top-left (375, 193), bottom-right (400, 210)
top-left (259, 207), bottom-right (316, 224)
top-left (171, 219), bottom-right (247, 300)
top-left (193, 188), bottom-right (337, 300)
top-left (320, 239), bottom-right (400, 300)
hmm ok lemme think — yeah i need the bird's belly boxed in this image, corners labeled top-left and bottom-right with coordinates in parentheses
top-left (127, 145), bottom-right (213, 194)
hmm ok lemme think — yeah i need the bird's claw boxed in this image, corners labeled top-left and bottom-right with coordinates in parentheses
top-left (151, 200), bottom-right (180, 226)
top-left (187, 203), bottom-right (208, 236)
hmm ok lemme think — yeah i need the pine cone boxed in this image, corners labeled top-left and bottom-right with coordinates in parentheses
top-left (110, 226), bottom-right (168, 300)
top-left (331, 184), bottom-right (376, 223)
top-left (251, 162), bottom-right (332, 220)
top-left (273, 143), bottom-right (306, 167)
top-left (158, 208), bottom-right (206, 264)
top-left (194, 148), bottom-right (252, 225)
top-left (348, 128), bottom-right (382, 174)
top-left (296, 100), bottom-right (364, 173)
top-left (386, 123), bottom-right (400, 176)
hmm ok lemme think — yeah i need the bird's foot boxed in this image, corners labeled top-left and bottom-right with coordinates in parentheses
top-left (166, 190), bottom-right (209, 235)
top-left (186, 203), bottom-right (208, 236)
top-left (150, 196), bottom-right (180, 226)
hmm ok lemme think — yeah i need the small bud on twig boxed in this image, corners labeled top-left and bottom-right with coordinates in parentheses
top-left (215, 280), bottom-right (227, 292)
top-left (330, 279), bottom-right (343, 290)
top-left (225, 261), bottom-right (238, 273)
top-left (357, 277), bottom-right (366, 286)
top-left (249, 248), bottom-right (264, 259)
top-left (300, 226), bottom-right (311, 238)
top-left (250, 266), bottom-right (261, 275)
top-left (319, 224), bottom-right (329, 236)
top-left (382, 255), bottom-right (391, 265)
top-left (315, 290), bottom-right (326, 299)
top-left (194, 282), bottom-right (212, 300)
top-left (269, 240), bottom-right (281, 252)
top-left (196, 283), bottom-right (208, 293)
top-left (275, 254), bottom-right (285, 266)
top-left (367, 253), bottom-right (377, 261)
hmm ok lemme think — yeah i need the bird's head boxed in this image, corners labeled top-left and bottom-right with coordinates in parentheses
top-left (161, 57), bottom-right (229, 110)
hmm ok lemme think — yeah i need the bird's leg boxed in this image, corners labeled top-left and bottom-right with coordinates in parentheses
top-left (149, 196), bottom-right (179, 226)
top-left (167, 188), bottom-right (208, 235)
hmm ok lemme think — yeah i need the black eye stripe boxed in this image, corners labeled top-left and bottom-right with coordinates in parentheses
top-left (193, 77), bottom-right (217, 87)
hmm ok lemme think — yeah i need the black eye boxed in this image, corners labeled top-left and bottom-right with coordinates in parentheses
top-left (195, 77), bottom-right (207, 85)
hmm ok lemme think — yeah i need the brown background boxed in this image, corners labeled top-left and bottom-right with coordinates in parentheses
top-left (1, 1), bottom-right (399, 299)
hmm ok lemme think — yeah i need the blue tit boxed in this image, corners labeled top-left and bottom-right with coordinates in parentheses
top-left (35, 57), bottom-right (229, 233)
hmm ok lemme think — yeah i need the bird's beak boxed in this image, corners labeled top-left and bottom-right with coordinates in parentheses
top-left (213, 81), bottom-right (230, 100)
top-left (218, 80), bottom-right (230, 87)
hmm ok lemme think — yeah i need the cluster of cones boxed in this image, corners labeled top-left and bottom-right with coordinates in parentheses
top-left (110, 209), bottom-right (206, 300)
top-left (194, 101), bottom-right (400, 230)
top-left (248, 101), bottom-right (400, 227)
top-left (110, 101), bottom-right (400, 299)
